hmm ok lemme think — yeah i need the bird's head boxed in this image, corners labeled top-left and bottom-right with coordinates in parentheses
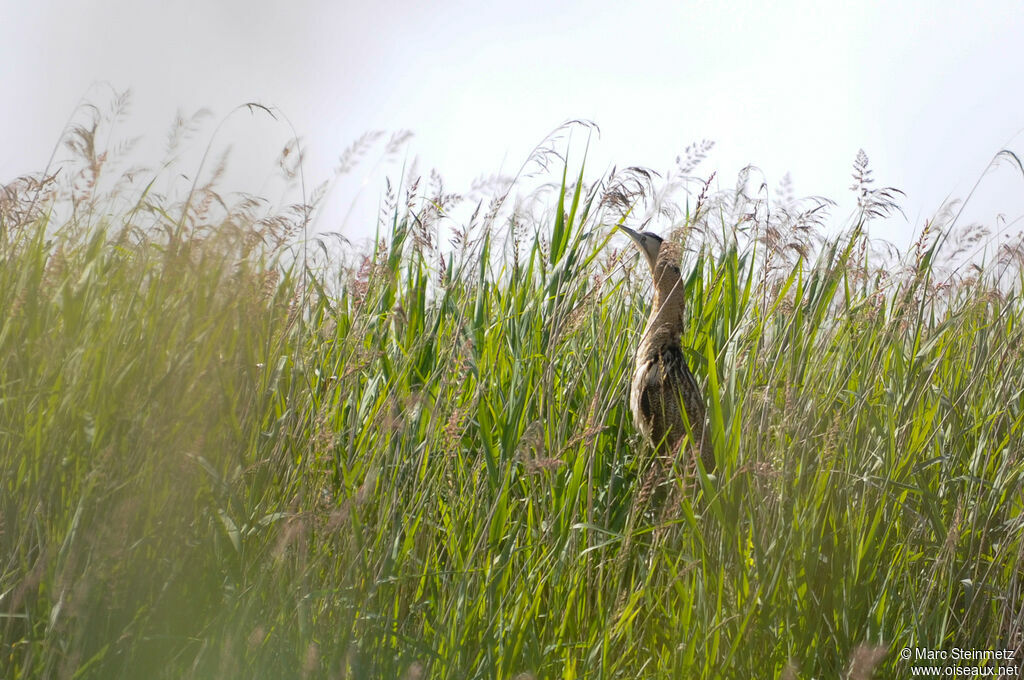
top-left (616, 224), bottom-right (685, 309)
top-left (616, 224), bottom-right (664, 272)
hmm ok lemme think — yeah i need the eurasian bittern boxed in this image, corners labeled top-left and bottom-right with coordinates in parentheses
top-left (618, 224), bottom-right (714, 473)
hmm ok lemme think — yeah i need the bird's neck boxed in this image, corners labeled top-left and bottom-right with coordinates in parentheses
top-left (640, 272), bottom-right (687, 354)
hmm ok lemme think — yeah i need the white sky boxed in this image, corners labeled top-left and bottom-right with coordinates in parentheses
top-left (3, 0), bottom-right (1024, 250)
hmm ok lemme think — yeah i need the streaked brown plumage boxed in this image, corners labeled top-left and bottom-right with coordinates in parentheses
top-left (618, 225), bottom-right (714, 472)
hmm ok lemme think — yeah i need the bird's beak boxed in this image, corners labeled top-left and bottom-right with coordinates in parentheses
top-left (615, 223), bottom-right (643, 247)
top-left (616, 223), bottom-right (659, 271)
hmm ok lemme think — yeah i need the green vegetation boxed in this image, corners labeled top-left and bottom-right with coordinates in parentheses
top-left (2, 107), bottom-right (1023, 679)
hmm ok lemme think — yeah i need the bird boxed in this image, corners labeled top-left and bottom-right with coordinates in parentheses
top-left (617, 224), bottom-right (714, 474)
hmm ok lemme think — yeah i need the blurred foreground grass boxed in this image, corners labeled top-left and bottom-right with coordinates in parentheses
top-left (2, 107), bottom-right (1023, 679)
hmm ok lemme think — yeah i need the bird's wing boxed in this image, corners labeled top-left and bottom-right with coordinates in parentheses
top-left (658, 345), bottom-right (704, 417)
top-left (659, 344), bottom-right (714, 468)
top-left (640, 344), bottom-right (708, 450)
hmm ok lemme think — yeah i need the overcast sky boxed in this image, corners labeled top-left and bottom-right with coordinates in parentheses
top-left (3, 0), bottom-right (1023, 250)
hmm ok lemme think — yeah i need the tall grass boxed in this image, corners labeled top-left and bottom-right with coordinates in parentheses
top-left (2, 105), bottom-right (1023, 679)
